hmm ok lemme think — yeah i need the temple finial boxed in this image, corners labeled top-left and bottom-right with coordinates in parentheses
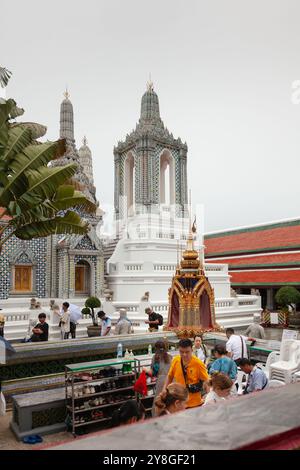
top-left (64, 87), bottom-right (69, 99)
top-left (189, 188), bottom-right (192, 230)
top-left (83, 136), bottom-right (87, 146)
top-left (192, 216), bottom-right (197, 234)
top-left (147, 73), bottom-right (154, 91)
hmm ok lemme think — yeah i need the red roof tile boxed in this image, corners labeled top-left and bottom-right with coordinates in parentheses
top-left (205, 222), bottom-right (300, 256)
top-left (208, 252), bottom-right (300, 267)
top-left (230, 269), bottom-right (300, 285)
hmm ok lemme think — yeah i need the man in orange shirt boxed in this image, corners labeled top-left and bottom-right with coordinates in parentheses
top-left (163, 338), bottom-right (209, 408)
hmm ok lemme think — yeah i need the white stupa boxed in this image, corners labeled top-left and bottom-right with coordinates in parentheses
top-left (104, 83), bottom-right (261, 330)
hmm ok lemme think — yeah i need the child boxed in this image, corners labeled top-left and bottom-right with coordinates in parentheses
top-left (204, 372), bottom-right (232, 405)
top-left (154, 383), bottom-right (189, 416)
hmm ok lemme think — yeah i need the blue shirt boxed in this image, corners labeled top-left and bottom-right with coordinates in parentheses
top-left (209, 357), bottom-right (237, 380)
top-left (246, 367), bottom-right (268, 393)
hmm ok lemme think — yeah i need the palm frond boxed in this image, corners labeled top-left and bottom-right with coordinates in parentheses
top-left (0, 100), bottom-right (16, 157)
top-left (10, 122), bottom-right (47, 139)
top-left (0, 141), bottom-right (69, 206)
top-left (9, 105), bottom-right (24, 119)
top-left (18, 164), bottom-right (77, 209)
top-left (65, 177), bottom-right (86, 191)
top-left (14, 211), bottom-right (89, 239)
top-left (1, 125), bottom-right (32, 162)
top-left (0, 67), bottom-right (12, 88)
top-left (53, 185), bottom-right (96, 213)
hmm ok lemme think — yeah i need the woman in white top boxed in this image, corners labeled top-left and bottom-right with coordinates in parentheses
top-left (60, 302), bottom-right (71, 340)
top-left (204, 372), bottom-right (233, 405)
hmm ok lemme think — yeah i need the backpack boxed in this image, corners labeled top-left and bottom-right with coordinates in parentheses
top-left (156, 313), bottom-right (163, 326)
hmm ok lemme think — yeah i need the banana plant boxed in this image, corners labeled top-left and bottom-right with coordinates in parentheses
top-left (0, 97), bottom-right (95, 253)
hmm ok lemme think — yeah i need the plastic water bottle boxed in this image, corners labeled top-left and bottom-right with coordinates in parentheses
top-left (148, 344), bottom-right (152, 355)
top-left (117, 343), bottom-right (123, 358)
top-left (123, 348), bottom-right (130, 374)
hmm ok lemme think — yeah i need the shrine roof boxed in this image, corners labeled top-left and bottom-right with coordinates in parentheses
top-left (207, 252), bottom-right (300, 268)
top-left (230, 269), bottom-right (300, 286)
top-left (204, 218), bottom-right (300, 257)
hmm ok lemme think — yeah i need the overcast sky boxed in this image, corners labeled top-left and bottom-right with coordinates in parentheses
top-left (2, 0), bottom-right (300, 232)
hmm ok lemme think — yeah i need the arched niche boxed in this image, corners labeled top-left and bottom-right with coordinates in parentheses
top-left (170, 290), bottom-right (180, 327)
top-left (75, 259), bottom-right (92, 296)
top-left (124, 152), bottom-right (135, 216)
top-left (9, 248), bottom-right (37, 294)
top-left (199, 289), bottom-right (213, 328)
top-left (159, 149), bottom-right (175, 205)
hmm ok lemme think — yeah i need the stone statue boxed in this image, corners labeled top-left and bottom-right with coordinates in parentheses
top-left (49, 299), bottom-right (56, 310)
top-left (230, 288), bottom-right (237, 297)
top-left (141, 291), bottom-right (150, 302)
top-left (30, 298), bottom-right (37, 309)
top-left (251, 288), bottom-right (260, 296)
top-left (103, 289), bottom-right (113, 301)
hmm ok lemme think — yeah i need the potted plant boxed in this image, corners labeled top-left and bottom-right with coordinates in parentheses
top-left (82, 297), bottom-right (102, 337)
top-left (275, 286), bottom-right (300, 328)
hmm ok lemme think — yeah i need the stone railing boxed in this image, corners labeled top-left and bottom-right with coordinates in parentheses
top-left (3, 312), bottom-right (31, 322)
top-left (1, 294), bottom-right (261, 341)
top-left (215, 296), bottom-right (261, 309)
top-left (215, 300), bottom-right (234, 308)
top-left (112, 301), bottom-right (168, 314)
top-left (154, 264), bottom-right (177, 271)
top-left (205, 264), bottom-right (227, 273)
top-left (124, 264), bottom-right (142, 271)
top-left (152, 305), bottom-right (168, 312)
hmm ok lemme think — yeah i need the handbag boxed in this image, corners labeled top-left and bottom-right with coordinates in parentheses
top-left (181, 358), bottom-right (203, 393)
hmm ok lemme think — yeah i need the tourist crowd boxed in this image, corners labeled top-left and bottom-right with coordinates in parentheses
top-left (108, 331), bottom-right (270, 428)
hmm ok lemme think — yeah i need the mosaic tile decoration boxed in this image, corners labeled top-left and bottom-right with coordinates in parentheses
top-left (0, 236), bottom-right (47, 299)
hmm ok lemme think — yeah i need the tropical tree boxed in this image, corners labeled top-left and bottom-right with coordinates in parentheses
top-left (0, 66), bottom-right (12, 88)
top-left (275, 286), bottom-right (300, 312)
top-left (0, 96), bottom-right (95, 253)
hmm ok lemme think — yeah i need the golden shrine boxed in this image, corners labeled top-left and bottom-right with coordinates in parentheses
top-left (164, 223), bottom-right (222, 338)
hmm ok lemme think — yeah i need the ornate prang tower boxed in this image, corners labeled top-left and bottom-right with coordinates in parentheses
top-left (78, 136), bottom-right (94, 185)
top-left (46, 90), bottom-right (104, 299)
top-left (113, 81), bottom-right (188, 219)
top-left (54, 90), bottom-right (97, 208)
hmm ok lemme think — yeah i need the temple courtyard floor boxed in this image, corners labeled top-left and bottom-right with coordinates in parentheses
top-left (0, 411), bottom-right (71, 450)
top-left (0, 327), bottom-right (294, 450)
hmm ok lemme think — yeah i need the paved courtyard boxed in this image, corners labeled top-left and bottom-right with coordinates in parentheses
top-left (0, 412), bottom-right (71, 450)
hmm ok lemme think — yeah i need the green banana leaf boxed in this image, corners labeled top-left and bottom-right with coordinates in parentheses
top-left (0, 141), bottom-right (69, 206)
top-left (1, 125), bottom-right (32, 162)
top-left (18, 164), bottom-right (77, 208)
top-left (14, 211), bottom-right (89, 239)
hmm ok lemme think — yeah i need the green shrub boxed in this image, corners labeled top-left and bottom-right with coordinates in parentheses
top-left (83, 297), bottom-right (101, 326)
top-left (275, 287), bottom-right (300, 311)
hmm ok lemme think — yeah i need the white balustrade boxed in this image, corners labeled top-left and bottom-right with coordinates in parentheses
top-left (215, 300), bottom-right (234, 308)
top-left (204, 264), bottom-right (226, 272)
top-left (154, 264), bottom-right (177, 271)
top-left (124, 264), bottom-right (142, 271)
